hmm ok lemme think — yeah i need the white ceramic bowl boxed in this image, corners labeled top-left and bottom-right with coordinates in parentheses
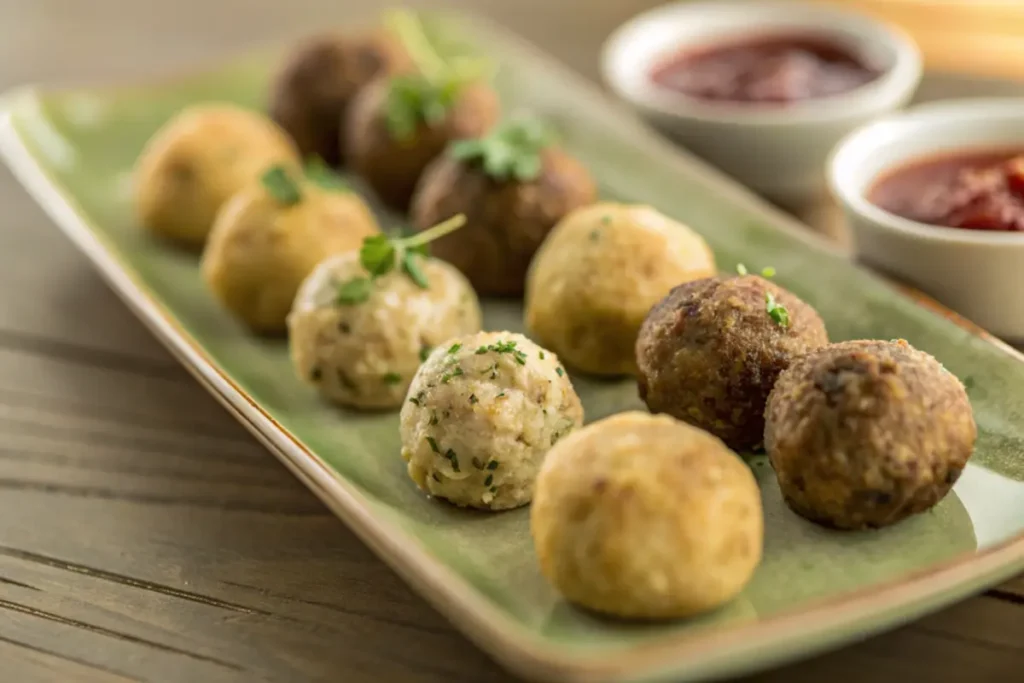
top-left (829, 98), bottom-right (1024, 341)
top-left (601, 0), bottom-right (922, 206)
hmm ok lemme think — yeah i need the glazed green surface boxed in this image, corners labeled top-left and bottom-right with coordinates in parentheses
top-left (7, 11), bottom-right (1024, 678)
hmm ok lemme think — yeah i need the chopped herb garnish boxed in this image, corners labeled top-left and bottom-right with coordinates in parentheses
top-left (419, 345), bottom-right (433, 362)
top-left (441, 366), bottom-right (464, 383)
top-left (408, 396), bottom-right (421, 406)
top-left (489, 486), bottom-right (497, 493)
top-left (469, 393), bottom-right (479, 404)
top-left (449, 116), bottom-right (554, 182)
top-left (486, 460), bottom-right (499, 471)
top-left (601, 215), bottom-right (612, 225)
top-left (765, 292), bottom-right (790, 328)
top-left (448, 342), bottom-right (462, 354)
top-left (305, 156), bottom-right (350, 192)
top-left (538, 351), bottom-right (545, 359)
top-left (429, 411), bottom-right (439, 425)
top-left (472, 457), bottom-right (485, 470)
top-left (496, 391), bottom-right (506, 399)
top-left (445, 448), bottom-right (460, 471)
top-left (382, 372), bottom-right (402, 385)
top-left (484, 474), bottom-right (493, 487)
top-left (261, 165), bottom-right (302, 206)
top-left (335, 277), bottom-right (373, 305)
top-left (475, 346), bottom-right (488, 355)
top-left (426, 436), bottom-right (440, 454)
top-left (338, 321), bottom-right (352, 334)
top-left (736, 263), bottom-right (748, 276)
top-left (555, 367), bottom-right (564, 377)
top-left (761, 266), bottom-right (777, 278)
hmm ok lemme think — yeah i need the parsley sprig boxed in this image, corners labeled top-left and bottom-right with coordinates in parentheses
top-left (261, 165), bottom-right (302, 206)
top-left (382, 10), bottom-right (491, 141)
top-left (449, 117), bottom-right (554, 182)
top-left (765, 292), bottom-right (790, 328)
top-left (335, 214), bottom-right (467, 305)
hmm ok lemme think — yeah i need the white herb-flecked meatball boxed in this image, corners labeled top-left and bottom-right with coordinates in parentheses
top-left (288, 251), bottom-right (482, 410)
top-left (532, 411), bottom-right (763, 619)
top-left (400, 331), bottom-right (584, 510)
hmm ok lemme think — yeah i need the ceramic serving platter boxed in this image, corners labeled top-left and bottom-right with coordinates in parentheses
top-left (2, 11), bottom-right (1023, 683)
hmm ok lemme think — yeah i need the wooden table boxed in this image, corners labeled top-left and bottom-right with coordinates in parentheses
top-left (0, 1), bottom-right (1022, 681)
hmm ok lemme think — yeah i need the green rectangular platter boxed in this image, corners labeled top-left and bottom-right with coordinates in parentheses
top-left (2, 11), bottom-right (1024, 683)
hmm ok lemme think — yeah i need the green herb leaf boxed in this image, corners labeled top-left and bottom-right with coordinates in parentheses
top-left (359, 235), bottom-right (396, 277)
top-left (426, 436), bottom-right (440, 454)
top-left (486, 460), bottom-right (499, 470)
top-left (336, 277), bottom-right (373, 305)
top-left (305, 156), bottom-right (349, 191)
top-left (555, 367), bottom-right (565, 377)
top-left (736, 263), bottom-right (748, 275)
top-left (761, 266), bottom-right (777, 278)
top-left (484, 474), bottom-right (493, 487)
top-left (765, 292), bottom-right (790, 328)
top-left (419, 345), bottom-right (433, 362)
top-left (450, 117), bottom-right (554, 182)
top-left (403, 252), bottom-right (430, 289)
top-left (382, 372), bottom-right (402, 385)
top-left (447, 343), bottom-right (462, 354)
top-left (261, 165), bottom-right (302, 206)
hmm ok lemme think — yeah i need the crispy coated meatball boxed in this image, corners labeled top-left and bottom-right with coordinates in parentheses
top-left (765, 339), bottom-right (976, 530)
top-left (134, 104), bottom-right (300, 248)
top-left (532, 411), bottom-right (763, 619)
top-left (269, 31), bottom-right (411, 166)
top-left (636, 275), bottom-right (828, 451)
top-left (526, 203), bottom-right (717, 376)
top-left (288, 251), bottom-right (482, 410)
top-left (400, 332), bottom-right (583, 510)
top-left (344, 78), bottom-right (499, 210)
top-left (410, 147), bottom-right (596, 296)
top-left (201, 175), bottom-right (379, 334)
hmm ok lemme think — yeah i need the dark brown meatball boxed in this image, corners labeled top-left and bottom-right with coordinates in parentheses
top-left (636, 275), bottom-right (828, 451)
top-left (410, 149), bottom-right (596, 296)
top-left (268, 31), bottom-right (411, 166)
top-left (765, 339), bottom-right (976, 530)
top-left (344, 78), bottom-right (500, 211)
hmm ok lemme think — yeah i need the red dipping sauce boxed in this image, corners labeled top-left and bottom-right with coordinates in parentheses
top-left (650, 33), bottom-right (880, 105)
top-left (869, 150), bottom-right (1024, 232)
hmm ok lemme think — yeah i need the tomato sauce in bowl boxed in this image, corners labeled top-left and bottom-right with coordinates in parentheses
top-left (650, 33), bottom-right (881, 105)
top-left (869, 149), bottom-right (1024, 232)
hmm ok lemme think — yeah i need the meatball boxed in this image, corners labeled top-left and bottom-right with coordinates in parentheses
top-left (765, 339), bottom-right (976, 530)
top-left (344, 76), bottom-right (499, 210)
top-left (410, 142), bottom-right (596, 296)
top-left (525, 203), bottom-right (716, 376)
top-left (134, 104), bottom-right (300, 248)
top-left (636, 275), bottom-right (828, 452)
top-left (288, 251), bottom-right (482, 410)
top-left (400, 331), bottom-right (583, 510)
top-left (531, 411), bottom-right (763, 619)
top-left (268, 31), bottom-right (411, 166)
top-left (201, 169), bottom-right (379, 334)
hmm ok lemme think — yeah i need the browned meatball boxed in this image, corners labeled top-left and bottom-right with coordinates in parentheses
top-left (269, 31), bottom-right (411, 166)
top-left (765, 339), bottom-right (976, 530)
top-left (410, 148), bottom-right (596, 296)
top-left (636, 275), bottom-right (828, 451)
top-left (343, 78), bottom-right (500, 210)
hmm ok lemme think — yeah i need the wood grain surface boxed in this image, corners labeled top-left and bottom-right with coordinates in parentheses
top-left (0, 1), bottom-right (1022, 682)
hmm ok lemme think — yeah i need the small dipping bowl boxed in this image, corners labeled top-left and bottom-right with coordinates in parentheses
top-left (601, 0), bottom-right (922, 207)
top-left (830, 98), bottom-right (1024, 341)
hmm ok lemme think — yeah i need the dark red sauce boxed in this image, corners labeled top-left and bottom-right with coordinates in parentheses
top-left (869, 149), bottom-right (1024, 232)
top-left (650, 33), bottom-right (880, 105)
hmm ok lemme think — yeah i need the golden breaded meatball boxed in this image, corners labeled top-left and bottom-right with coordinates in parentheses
top-left (134, 104), bottom-right (300, 248)
top-left (401, 332), bottom-right (583, 510)
top-left (765, 339), bottom-right (976, 530)
top-left (525, 202), bottom-right (716, 376)
top-left (532, 411), bottom-right (763, 619)
top-left (636, 275), bottom-right (828, 452)
top-left (410, 124), bottom-right (596, 296)
top-left (344, 76), bottom-right (499, 210)
top-left (268, 30), bottom-right (411, 166)
top-left (201, 167), bottom-right (379, 334)
top-left (288, 250), bottom-right (482, 410)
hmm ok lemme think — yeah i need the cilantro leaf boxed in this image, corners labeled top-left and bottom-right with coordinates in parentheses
top-left (449, 117), bottom-right (554, 182)
top-left (336, 277), bottom-right (373, 305)
top-left (261, 165), bottom-right (302, 206)
top-left (765, 292), bottom-right (790, 328)
top-left (403, 252), bottom-right (430, 289)
top-left (359, 235), bottom-right (397, 277)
